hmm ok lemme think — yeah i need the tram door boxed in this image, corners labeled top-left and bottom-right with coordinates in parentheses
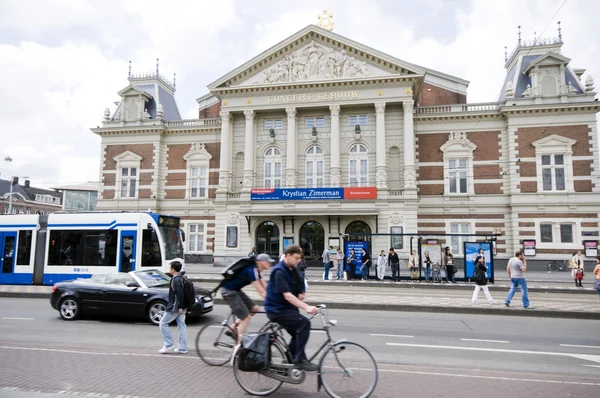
top-left (0, 232), bottom-right (17, 284)
top-left (118, 231), bottom-right (137, 272)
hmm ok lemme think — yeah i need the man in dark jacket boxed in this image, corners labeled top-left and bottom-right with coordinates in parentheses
top-left (159, 261), bottom-right (188, 354)
top-left (389, 248), bottom-right (400, 282)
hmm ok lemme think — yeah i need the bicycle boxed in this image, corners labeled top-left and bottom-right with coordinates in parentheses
top-left (195, 311), bottom-right (239, 366)
top-left (547, 259), bottom-right (569, 272)
top-left (233, 304), bottom-right (378, 398)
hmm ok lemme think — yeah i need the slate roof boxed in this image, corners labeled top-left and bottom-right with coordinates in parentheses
top-left (0, 179), bottom-right (61, 201)
top-left (112, 79), bottom-right (181, 121)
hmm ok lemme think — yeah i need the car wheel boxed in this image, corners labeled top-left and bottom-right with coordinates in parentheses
top-left (59, 297), bottom-right (81, 321)
top-left (147, 300), bottom-right (166, 325)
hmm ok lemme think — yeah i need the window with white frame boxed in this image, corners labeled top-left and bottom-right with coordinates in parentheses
top-left (440, 133), bottom-right (476, 195)
top-left (532, 134), bottom-right (575, 193)
top-left (264, 119), bottom-right (283, 130)
top-left (187, 224), bottom-right (205, 252)
top-left (190, 166), bottom-right (208, 198)
top-left (348, 115), bottom-right (368, 126)
top-left (113, 151), bottom-right (143, 199)
top-left (264, 147), bottom-right (283, 188)
top-left (448, 158), bottom-right (468, 194)
top-left (349, 144), bottom-right (368, 187)
top-left (120, 167), bottom-right (137, 198)
top-left (306, 117), bottom-right (325, 129)
top-left (450, 223), bottom-right (470, 254)
top-left (183, 142), bottom-right (213, 200)
top-left (305, 145), bottom-right (324, 188)
top-left (539, 222), bottom-right (575, 244)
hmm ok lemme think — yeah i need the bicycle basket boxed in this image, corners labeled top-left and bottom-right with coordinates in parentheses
top-left (237, 333), bottom-right (271, 372)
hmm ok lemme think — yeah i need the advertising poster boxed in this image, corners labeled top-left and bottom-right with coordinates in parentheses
top-left (283, 237), bottom-right (294, 251)
top-left (464, 242), bottom-right (493, 280)
top-left (250, 187), bottom-right (377, 201)
top-left (344, 241), bottom-right (369, 276)
top-left (523, 240), bottom-right (536, 257)
top-left (584, 241), bottom-right (598, 257)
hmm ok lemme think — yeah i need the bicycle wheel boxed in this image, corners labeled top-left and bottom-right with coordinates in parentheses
top-left (319, 341), bottom-right (378, 398)
top-left (233, 341), bottom-right (286, 396)
top-left (549, 262), bottom-right (559, 272)
top-left (195, 321), bottom-right (236, 366)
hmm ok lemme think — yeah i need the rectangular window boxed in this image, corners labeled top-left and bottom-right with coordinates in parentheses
top-left (348, 115), bottom-right (368, 126)
top-left (17, 230), bottom-right (33, 265)
top-left (541, 154), bottom-right (566, 191)
top-left (188, 224), bottom-right (205, 252)
top-left (448, 158), bottom-right (468, 194)
top-left (390, 226), bottom-right (404, 250)
top-left (560, 224), bottom-right (573, 243)
top-left (306, 160), bottom-right (324, 188)
top-left (306, 116), bottom-right (325, 128)
top-left (47, 230), bottom-right (118, 266)
top-left (540, 224), bottom-right (553, 242)
top-left (349, 159), bottom-right (357, 187)
top-left (120, 167), bottom-right (137, 198)
top-left (264, 161), bottom-right (282, 188)
top-left (226, 226), bottom-right (238, 248)
top-left (190, 166), bottom-right (208, 198)
top-left (450, 223), bottom-right (470, 254)
top-left (264, 119), bottom-right (283, 130)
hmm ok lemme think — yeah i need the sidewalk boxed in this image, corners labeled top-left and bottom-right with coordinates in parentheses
top-left (2, 278), bottom-right (599, 320)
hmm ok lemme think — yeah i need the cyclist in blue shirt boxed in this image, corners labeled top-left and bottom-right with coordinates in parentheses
top-left (264, 244), bottom-right (319, 371)
top-left (221, 253), bottom-right (275, 348)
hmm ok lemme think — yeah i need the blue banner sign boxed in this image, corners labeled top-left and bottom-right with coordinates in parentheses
top-left (251, 188), bottom-right (343, 201)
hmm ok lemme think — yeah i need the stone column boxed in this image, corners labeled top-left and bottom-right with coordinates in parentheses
top-left (375, 102), bottom-right (388, 189)
top-left (242, 110), bottom-right (255, 191)
top-left (402, 100), bottom-right (416, 189)
top-left (285, 107), bottom-right (297, 187)
top-left (217, 110), bottom-right (232, 192)
top-left (329, 104), bottom-right (341, 187)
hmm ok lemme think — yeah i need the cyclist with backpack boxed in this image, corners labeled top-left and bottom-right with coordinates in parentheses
top-left (159, 261), bottom-right (189, 354)
top-left (219, 253), bottom-right (275, 352)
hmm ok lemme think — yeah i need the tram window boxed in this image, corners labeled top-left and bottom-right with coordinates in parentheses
top-left (17, 230), bottom-right (33, 265)
top-left (141, 229), bottom-right (162, 267)
top-left (48, 230), bottom-right (118, 266)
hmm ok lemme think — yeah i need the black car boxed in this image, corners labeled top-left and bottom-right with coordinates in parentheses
top-left (50, 269), bottom-right (213, 325)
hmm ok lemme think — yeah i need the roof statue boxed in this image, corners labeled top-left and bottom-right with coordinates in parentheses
top-left (317, 10), bottom-right (334, 31)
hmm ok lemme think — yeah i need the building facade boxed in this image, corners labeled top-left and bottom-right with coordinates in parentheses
top-left (0, 178), bottom-right (62, 215)
top-left (92, 25), bottom-right (600, 269)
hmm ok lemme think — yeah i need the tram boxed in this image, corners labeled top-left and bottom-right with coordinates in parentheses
top-left (0, 212), bottom-right (185, 285)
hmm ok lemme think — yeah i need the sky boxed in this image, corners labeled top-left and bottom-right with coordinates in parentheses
top-left (0, 0), bottom-right (598, 188)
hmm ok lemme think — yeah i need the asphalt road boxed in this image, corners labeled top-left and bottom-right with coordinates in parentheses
top-left (1, 298), bottom-right (599, 397)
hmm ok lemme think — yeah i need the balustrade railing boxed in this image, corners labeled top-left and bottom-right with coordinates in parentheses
top-left (165, 118), bottom-right (221, 127)
top-left (415, 102), bottom-right (499, 114)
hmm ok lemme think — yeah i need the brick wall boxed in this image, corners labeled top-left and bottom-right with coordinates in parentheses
top-left (419, 83), bottom-right (467, 106)
top-left (198, 102), bottom-right (221, 118)
top-left (516, 125), bottom-right (591, 158)
top-left (103, 144), bottom-right (154, 170)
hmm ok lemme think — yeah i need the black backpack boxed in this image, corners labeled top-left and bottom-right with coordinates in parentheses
top-left (175, 275), bottom-right (196, 309)
top-left (211, 257), bottom-right (255, 296)
top-left (237, 333), bottom-right (271, 372)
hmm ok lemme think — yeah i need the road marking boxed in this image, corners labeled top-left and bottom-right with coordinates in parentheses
top-left (370, 334), bottom-right (414, 338)
top-left (460, 339), bottom-right (509, 344)
top-left (1, 317), bottom-right (34, 321)
top-left (386, 343), bottom-right (600, 365)
top-left (560, 344), bottom-right (600, 349)
top-left (582, 365), bottom-right (600, 368)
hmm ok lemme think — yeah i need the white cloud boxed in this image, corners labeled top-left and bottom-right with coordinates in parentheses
top-left (0, 0), bottom-right (597, 189)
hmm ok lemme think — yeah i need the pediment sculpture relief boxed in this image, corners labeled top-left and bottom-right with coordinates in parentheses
top-left (250, 41), bottom-right (379, 84)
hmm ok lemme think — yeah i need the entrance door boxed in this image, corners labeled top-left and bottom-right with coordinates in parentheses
top-left (256, 222), bottom-right (280, 258)
top-left (119, 231), bottom-right (137, 273)
top-left (0, 232), bottom-right (17, 284)
top-left (299, 221), bottom-right (325, 267)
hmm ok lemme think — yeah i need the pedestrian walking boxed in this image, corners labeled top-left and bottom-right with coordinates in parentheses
top-left (347, 248), bottom-right (357, 280)
top-left (504, 251), bottom-right (533, 309)
top-left (570, 251), bottom-right (584, 287)
top-left (158, 261), bottom-right (188, 354)
top-left (423, 250), bottom-right (432, 282)
top-left (360, 248), bottom-right (370, 281)
top-left (593, 256), bottom-right (600, 304)
top-left (248, 247), bottom-right (257, 257)
top-left (377, 250), bottom-right (387, 281)
top-left (443, 247), bottom-right (455, 283)
top-left (409, 250), bottom-right (419, 281)
top-left (388, 248), bottom-right (400, 281)
top-left (471, 255), bottom-right (495, 304)
top-left (322, 247), bottom-right (330, 281)
top-left (336, 248), bottom-right (345, 280)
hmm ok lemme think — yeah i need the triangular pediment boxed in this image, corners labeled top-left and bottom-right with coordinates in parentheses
top-left (114, 150), bottom-right (143, 163)
top-left (209, 25), bottom-right (426, 89)
top-left (525, 52), bottom-right (571, 73)
top-left (117, 85), bottom-right (153, 99)
top-left (532, 134), bottom-right (576, 150)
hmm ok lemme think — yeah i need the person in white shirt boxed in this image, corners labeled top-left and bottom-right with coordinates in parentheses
top-left (335, 248), bottom-right (345, 280)
top-left (377, 250), bottom-right (388, 281)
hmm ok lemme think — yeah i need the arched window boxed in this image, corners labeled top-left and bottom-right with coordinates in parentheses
top-left (256, 221), bottom-right (280, 257)
top-left (305, 145), bottom-right (324, 188)
top-left (264, 147), bottom-right (282, 188)
top-left (349, 144), bottom-right (368, 187)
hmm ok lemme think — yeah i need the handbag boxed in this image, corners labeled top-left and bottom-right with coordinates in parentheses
top-left (575, 269), bottom-right (584, 280)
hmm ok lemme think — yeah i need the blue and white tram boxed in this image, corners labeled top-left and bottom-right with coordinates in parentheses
top-left (0, 212), bottom-right (185, 285)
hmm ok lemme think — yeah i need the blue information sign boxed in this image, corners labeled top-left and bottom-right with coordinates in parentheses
top-left (251, 188), bottom-right (343, 201)
top-left (344, 241), bottom-right (370, 276)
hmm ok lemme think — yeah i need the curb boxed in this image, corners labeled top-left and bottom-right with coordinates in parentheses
top-left (4, 291), bottom-right (597, 320)
top-left (188, 277), bottom-right (595, 295)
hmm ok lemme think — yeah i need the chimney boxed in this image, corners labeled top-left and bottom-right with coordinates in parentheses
top-left (12, 177), bottom-right (19, 185)
top-left (25, 180), bottom-right (30, 188)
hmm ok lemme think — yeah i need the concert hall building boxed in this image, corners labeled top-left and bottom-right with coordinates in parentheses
top-left (92, 24), bottom-right (600, 270)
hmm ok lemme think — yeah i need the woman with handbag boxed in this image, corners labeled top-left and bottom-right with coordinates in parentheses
top-left (471, 255), bottom-right (496, 304)
top-left (570, 252), bottom-right (583, 287)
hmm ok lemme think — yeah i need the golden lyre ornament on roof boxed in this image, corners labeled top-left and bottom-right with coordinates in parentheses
top-left (317, 10), bottom-right (334, 31)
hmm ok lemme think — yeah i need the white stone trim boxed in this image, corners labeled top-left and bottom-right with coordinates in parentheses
top-left (183, 221), bottom-right (208, 253)
top-left (534, 219), bottom-right (581, 249)
top-left (184, 143), bottom-right (213, 200)
top-left (532, 134), bottom-right (576, 193)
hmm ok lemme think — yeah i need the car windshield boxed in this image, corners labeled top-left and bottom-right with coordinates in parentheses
top-left (134, 269), bottom-right (171, 288)
top-left (159, 227), bottom-right (184, 260)
top-left (79, 274), bottom-right (107, 284)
